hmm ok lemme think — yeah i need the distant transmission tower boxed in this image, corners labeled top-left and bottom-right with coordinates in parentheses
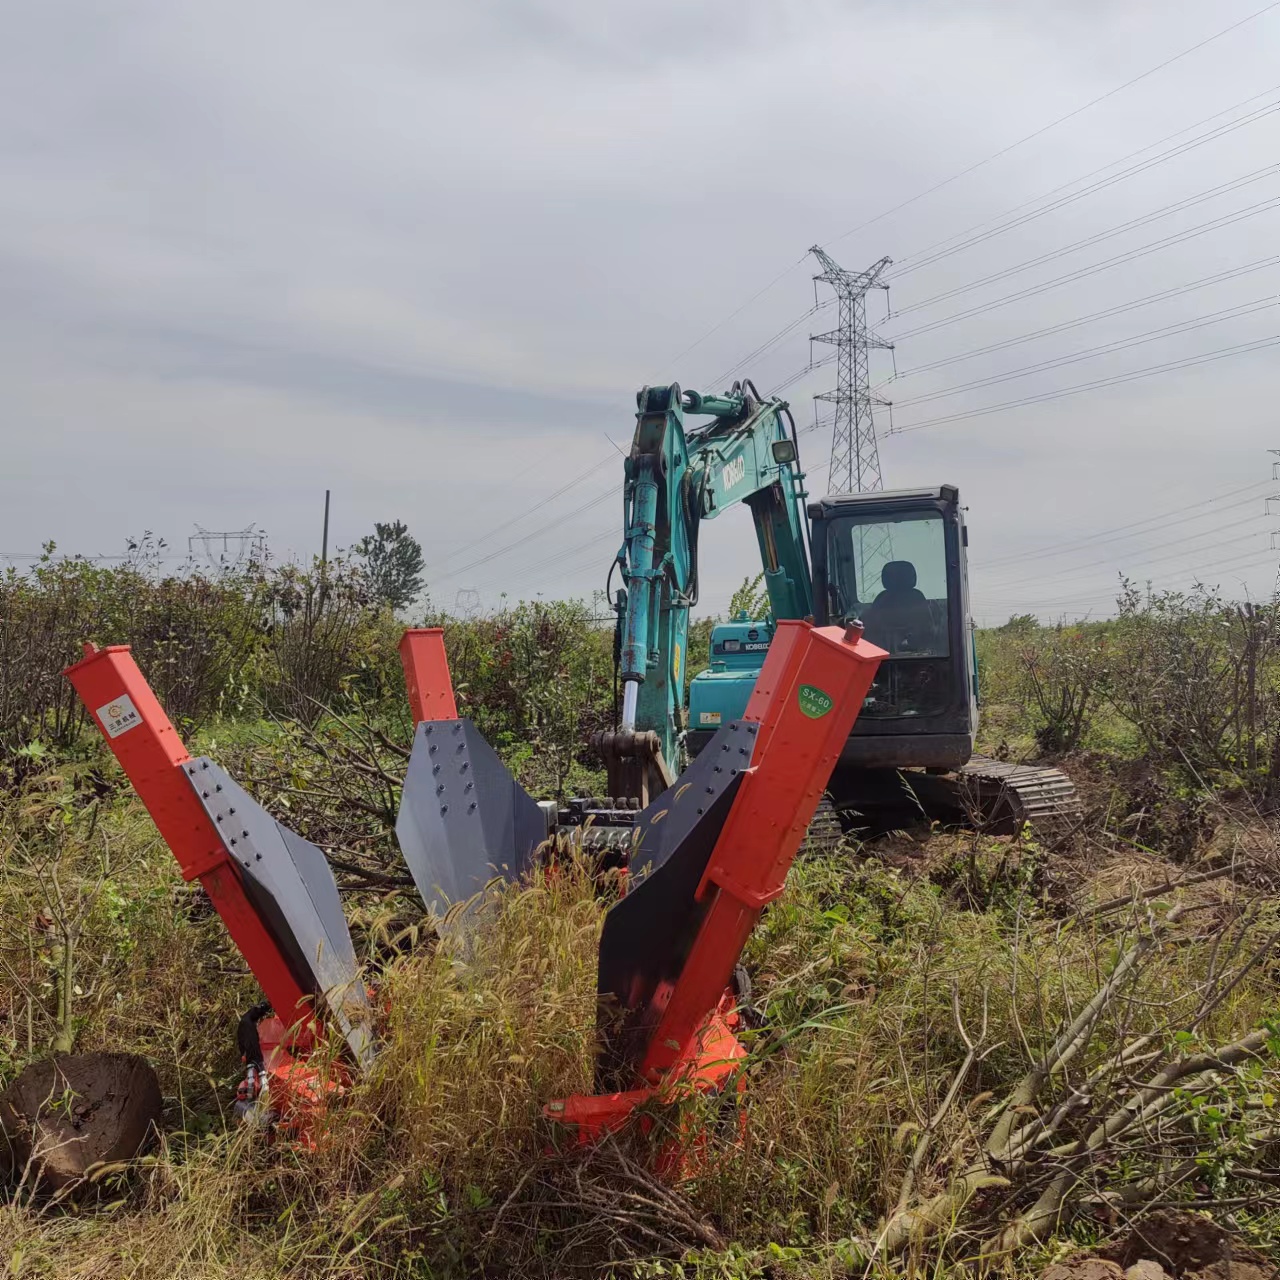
top-left (809, 246), bottom-right (894, 494)
top-left (188, 523), bottom-right (268, 566)
top-left (453, 588), bottom-right (481, 617)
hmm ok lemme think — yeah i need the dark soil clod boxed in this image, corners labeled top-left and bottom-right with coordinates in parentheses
top-left (0, 1052), bottom-right (162, 1193)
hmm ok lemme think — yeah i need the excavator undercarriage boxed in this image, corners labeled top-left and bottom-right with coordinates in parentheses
top-left (830, 755), bottom-right (1082, 837)
top-left (601, 735), bottom-right (1082, 842)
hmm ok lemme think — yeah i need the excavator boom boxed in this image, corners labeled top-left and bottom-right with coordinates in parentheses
top-left (603, 381), bottom-right (812, 800)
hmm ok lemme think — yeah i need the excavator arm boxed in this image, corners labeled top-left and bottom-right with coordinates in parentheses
top-left (598, 381), bottom-right (812, 803)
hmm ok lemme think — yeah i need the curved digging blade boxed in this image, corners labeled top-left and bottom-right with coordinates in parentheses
top-left (594, 719), bottom-right (760, 1089)
top-left (186, 760), bottom-right (374, 1068)
top-left (396, 719), bottom-right (548, 921)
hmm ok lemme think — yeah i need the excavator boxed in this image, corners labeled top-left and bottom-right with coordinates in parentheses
top-left (595, 379), bottom-right (1079, 834)
top-left (35, 382), bottom-right (1072, 1176)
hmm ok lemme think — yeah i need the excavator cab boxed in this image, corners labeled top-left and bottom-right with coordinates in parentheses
top-left (688, 484), bottom-right (976, 770)
top-left (808, 484), bottom-right (977, 770)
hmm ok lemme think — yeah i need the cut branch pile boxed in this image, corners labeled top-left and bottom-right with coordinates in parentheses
top-left (866, 900), bottom-right (1280, 1262)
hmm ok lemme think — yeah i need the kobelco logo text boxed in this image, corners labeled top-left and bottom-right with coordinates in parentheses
top-left (722, 457), bottom-right (746, 490)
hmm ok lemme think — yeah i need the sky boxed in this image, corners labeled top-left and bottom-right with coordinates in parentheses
top-left (2, 0), bottom-right (1279, 625)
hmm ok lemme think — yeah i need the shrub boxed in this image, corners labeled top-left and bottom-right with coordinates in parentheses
top-left (1019, 624), bottom-right (1109, 754)
top-left (0, 547), bottom-right (265, 762)
top-left (1108, 581), bottom-right (1280, 786)
top-left (260, 558), bottom-right (383, 725)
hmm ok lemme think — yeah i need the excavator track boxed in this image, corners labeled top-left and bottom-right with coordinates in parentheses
top-left (961, 756), bottom-right (1082, 829)
top-left (802, 795), bottom-right (844, 854)
top-left (834, 756), bottom-right (1082, 836)
top-left (908, 756), bottom-right (1082, 834)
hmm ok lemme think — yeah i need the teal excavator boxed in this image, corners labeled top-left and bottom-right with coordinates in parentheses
top-left (593, 380), bottom-right (1079, 833)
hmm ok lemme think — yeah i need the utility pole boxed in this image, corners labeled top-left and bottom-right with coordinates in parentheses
top-left (1268, 452), bottom-right (1280, 598)
top-left (809, 246), bottom-right (894, 494)
top-left (320, 489), bottom-right (331, 606)
top-left (321, 490), bottom-right (331, 569)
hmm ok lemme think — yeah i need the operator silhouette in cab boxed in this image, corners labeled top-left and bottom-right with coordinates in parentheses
top-left (860, 561), bottom-right (938, 656)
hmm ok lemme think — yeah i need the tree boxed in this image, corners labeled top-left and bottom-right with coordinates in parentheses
top-left (355, 520), bottom-right (425, 612)
top-left (728, 573), bottom-right (769, 620)
top-left (999, 612), bottom-right (1038, 635)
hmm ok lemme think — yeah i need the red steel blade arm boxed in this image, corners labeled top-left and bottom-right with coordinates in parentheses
top-left (64, 644), bottom-right (316, 1045)
top-left (546, 619), bottom-right (884, 1161)
top-left (398, 628), bottom-right (458, 723)
top-left (640, 619), bottom-right (884, 1081)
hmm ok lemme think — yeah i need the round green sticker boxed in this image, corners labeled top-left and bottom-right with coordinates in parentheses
top-left (798, 684), bottom-right (834, 718)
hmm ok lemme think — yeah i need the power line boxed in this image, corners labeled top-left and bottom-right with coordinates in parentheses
top-left (983, 506), bottom-right (1264, 586)
top-left (890, 296), bottom-right (1280, 409)
top-left (432, 15), bottom-right (1280, 605)
top-left (886, 334), bottom-right (1280, 436)
top-left (0, 550), bottom-right (192, 563)
top-left (977, 589), bottom-right (1123, 609)
top-left (665, 253), bottom-right (813, 366)
top-left (704, 300), bottom-right (832, 390)
top-left (889, 163), bottom-right (1280, 319)
top-left (431, 484), bottom-right (617, 584)
top-left (982, 506), bottom-right (1266, 581)
top-left (1146, 546), bottom-right (1277, 583)
top-left (770, 352), bottom-right (836, 396)
top-left (981, 516), bottom-right (1273, 596)
top-left (662, 4), bottom-right (1280, 390)
top-left (978, 480), bottom-right (1272, 569)
top-left (978, 547), bottom-right (1278, 612)
top-left (977, 549), bottom-right (1275, 614)
top-left (824, 0), bottom-right (1280, 249)
top-left (888, 89), bottom-right (1280, 279)
top-left (889, 256), bottom-right (1280, 379)
top-left (467, 528), bottom-right (616, 597)
top-left (429, 310), bottom-right (1270, 577)
top-left (423, 452), bottom-right (615, 571)
top-left (983, 519), bottom-right (1267, 594)
top-left (707, 118), bottom-right (1280, 435)
top-left (754, 201), bottom-right (1280, 414)
top-left (884, 193), bottom-right (1280, 345)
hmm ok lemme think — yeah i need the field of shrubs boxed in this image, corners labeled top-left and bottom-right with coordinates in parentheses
top-left (1, 548), bottom-right (1277, 1278)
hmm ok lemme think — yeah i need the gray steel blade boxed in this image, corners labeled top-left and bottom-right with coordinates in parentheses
top-left (396, 719), bottom-right (547, 920)
top-left (186, 759), bottom-right (374, 1068)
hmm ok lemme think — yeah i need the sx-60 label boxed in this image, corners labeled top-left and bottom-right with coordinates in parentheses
top-left (797, 684), bottom-right (834, 719)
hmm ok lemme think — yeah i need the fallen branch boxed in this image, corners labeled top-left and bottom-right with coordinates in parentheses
top-left (982, 1027), bottom-right (1270, 1257)
top-left (1080, 865), bottom-right (1233, 921)
top-left (893, 984), bottom-right (989, 1218)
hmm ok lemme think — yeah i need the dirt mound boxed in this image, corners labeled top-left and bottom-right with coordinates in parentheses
top-left (1042, 1258), bottom-right (1125, 1280)
top-left (1098, 1210), bottom-right (1276, 1279)
top-left (0, 1052), bottom-right (161, 1192)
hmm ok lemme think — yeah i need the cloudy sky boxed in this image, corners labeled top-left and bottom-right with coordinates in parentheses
top-left (2, 0), bottom-right (1278, 623)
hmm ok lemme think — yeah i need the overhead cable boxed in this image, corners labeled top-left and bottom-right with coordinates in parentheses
top-left (887, 334), bottom-right (1280, 435)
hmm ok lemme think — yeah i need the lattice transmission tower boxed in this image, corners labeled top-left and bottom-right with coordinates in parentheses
top-left (809, 246), bottom-right (894, 493)
top-left (188, 523), bottom-right (268, 566)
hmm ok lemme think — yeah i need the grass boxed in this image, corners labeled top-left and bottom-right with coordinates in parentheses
top-left (1, 713), bottom-right (1279, 1278)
